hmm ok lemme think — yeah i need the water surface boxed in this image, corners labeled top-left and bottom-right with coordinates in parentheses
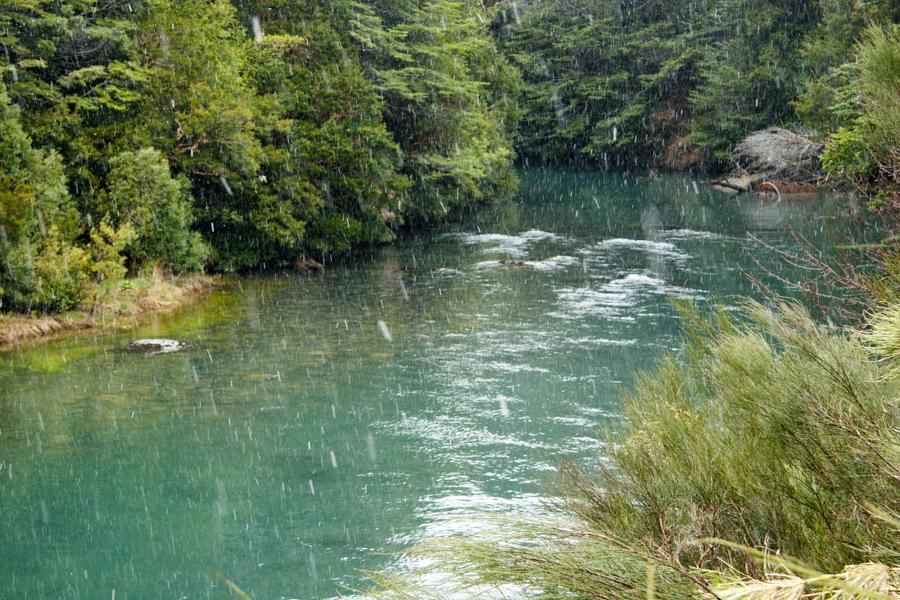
top-left (0, 170), bottom-right (870, 598)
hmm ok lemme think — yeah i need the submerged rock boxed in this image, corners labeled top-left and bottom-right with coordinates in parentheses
top-left (711, 184), bottom-right (741, 195)
top-left (294, 258), bottom-right (325, 274)
top-left (128, 339), bottom-right (186, 354)
top-left (499, 259), bottom-right (528, 269)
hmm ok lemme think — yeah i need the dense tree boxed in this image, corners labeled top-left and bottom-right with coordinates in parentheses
top-left (495, 0), bottom-right (897, 168)
top-left (687, 0), bottom-right (821, 160)
top-left (0, 83), bottom-right (84, 311)
top-left (821, 24), bottom-right (900, 214)
top-left (242, 7), bottom-right (410, 255)
top-left (497, 0), bottom-right (707, 168)
top-left (351, 0), bottom-right (520, 220)
top-left (93, 148), bottom-right (207, 272)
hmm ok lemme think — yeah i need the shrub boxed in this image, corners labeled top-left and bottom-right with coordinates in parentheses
top-left (822, 25), bottom-right (900, 208)
top-left (88, 217), bottom-right (136, 284)
top-left (96, 147), bottom-right (208, 273)
top-left (31, 226), bottom-right (91, 312)
top-left (1, 83), bottom-right (86, 311)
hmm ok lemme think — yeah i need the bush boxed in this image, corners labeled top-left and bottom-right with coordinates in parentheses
top-left (31, 226), bottom-right (91, 312)
top-left (88, 217), bottom-right (136, 284)
top-left (1, 83), bottom-right (87, 312)
top-left (822, 25), bottom-right (900, 208)
top-left (96, 147), bottom-right (208, 273)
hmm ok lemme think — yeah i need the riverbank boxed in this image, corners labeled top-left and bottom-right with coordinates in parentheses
top-left (0, 274), bottom-right (219, 350)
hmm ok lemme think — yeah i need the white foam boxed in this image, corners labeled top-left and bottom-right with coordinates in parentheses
top-left (595, 237), bottom-right (688, 259)
top-left (551, 272), bottom-right (705, 320)
top-left (446, 230), bottom-right (568, 258)
top-left (524, 255), bottom-right (579, 271)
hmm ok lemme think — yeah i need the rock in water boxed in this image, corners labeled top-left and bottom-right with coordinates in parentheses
top-left (294, 258), bottom-right (325, 274)
top-left (128, 339), bottom-right (186, 354)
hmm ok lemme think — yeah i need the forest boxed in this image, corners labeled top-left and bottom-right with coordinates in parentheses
top-left (1, 0), bottom-right (897, 313)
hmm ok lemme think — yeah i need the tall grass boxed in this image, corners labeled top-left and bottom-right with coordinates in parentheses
top-left (372, 301), bottom-right (900, 599)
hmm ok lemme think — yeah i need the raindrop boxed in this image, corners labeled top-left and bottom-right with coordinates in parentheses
top-left (366, 432), bottom-right (377, 461)
top-left (377, 320), bottom-right (393, 342)
top-left (499, 397), bottom-right (510, 417)
top-left (250, 16), bottom-right (264, 43)
top-left (219, 175), bottom-right (233, 196)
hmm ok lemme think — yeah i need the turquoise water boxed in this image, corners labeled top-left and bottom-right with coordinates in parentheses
top-left (0, 170), bottom-right (871, 598)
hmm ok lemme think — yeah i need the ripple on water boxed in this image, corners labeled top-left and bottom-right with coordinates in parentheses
top-left (551, 271), bottom-right (705, 321)
top-left (658, 228), bottom-right (730, 240)
top-left (387, 414), bottom-right (549, 449)
top-left (594, 237), bottom-right (689, 259)
top-left (444, 229), bottom-right (570, 258)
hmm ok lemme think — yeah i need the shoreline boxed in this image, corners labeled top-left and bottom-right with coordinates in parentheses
top-left (0, 274), bottom-right (220, 351)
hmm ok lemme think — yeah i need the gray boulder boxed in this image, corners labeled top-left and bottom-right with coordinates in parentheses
top-left (128, 339), bottom-right (186, 354)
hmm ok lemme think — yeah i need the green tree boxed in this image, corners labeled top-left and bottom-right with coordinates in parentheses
top-left (498, 0), bottom-right (708, 168)
top-left (1, 0), bottom-right (149, 197)
top-left (0, 82), bottom-right (86, 311)
top-left (687, 0), bottom-right (820, 161)
top-left (793, 0), bottom-right (899, 132)
top-left (353, 0), bottom-right (520, 220)
top-left (821, 25), bottom-right (900, 213)
top-left (94, 148), bottom-right (207, 273)
top-left (243, 9), bottom-right (410, 255)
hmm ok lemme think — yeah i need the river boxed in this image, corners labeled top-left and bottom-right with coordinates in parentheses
top-left (0, 169), bottom-right (871, 598)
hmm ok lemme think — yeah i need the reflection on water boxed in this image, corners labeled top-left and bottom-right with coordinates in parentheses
top-left (0, 169), bottom-right (871, 598)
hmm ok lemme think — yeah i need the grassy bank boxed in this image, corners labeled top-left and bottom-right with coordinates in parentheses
top-left (0, 274), bottom-right (218, 350)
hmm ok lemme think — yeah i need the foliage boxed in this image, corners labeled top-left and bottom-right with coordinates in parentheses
top-left (94, 148), bottom-right (207, 273)
top-left (687, 0), bottom-right (820, 161)
top-left (353, 0), bottom-right (520, 220)
top-left (497, 0), bottom-right (707, 168)
top-left (30, 226), bottom-right (91, 312)
top-left (1, 0), bottom-right (897, 314)
top-left (711, 557), bottom-right (900, 599)
top-left (0, 82), bottom-right (85, 312)
top-left (87, 218), bottom-right (136, 285)
top-left (494, 0), bottom-right (897, 171)
top-left (244, 20), bottom-right (409, 256)
top-left (0, 0), bottom-right (523, 308)
top-left (861, 302), bottom-right (900, 381)
top-left (821, 25), bottom-right (900, 216)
